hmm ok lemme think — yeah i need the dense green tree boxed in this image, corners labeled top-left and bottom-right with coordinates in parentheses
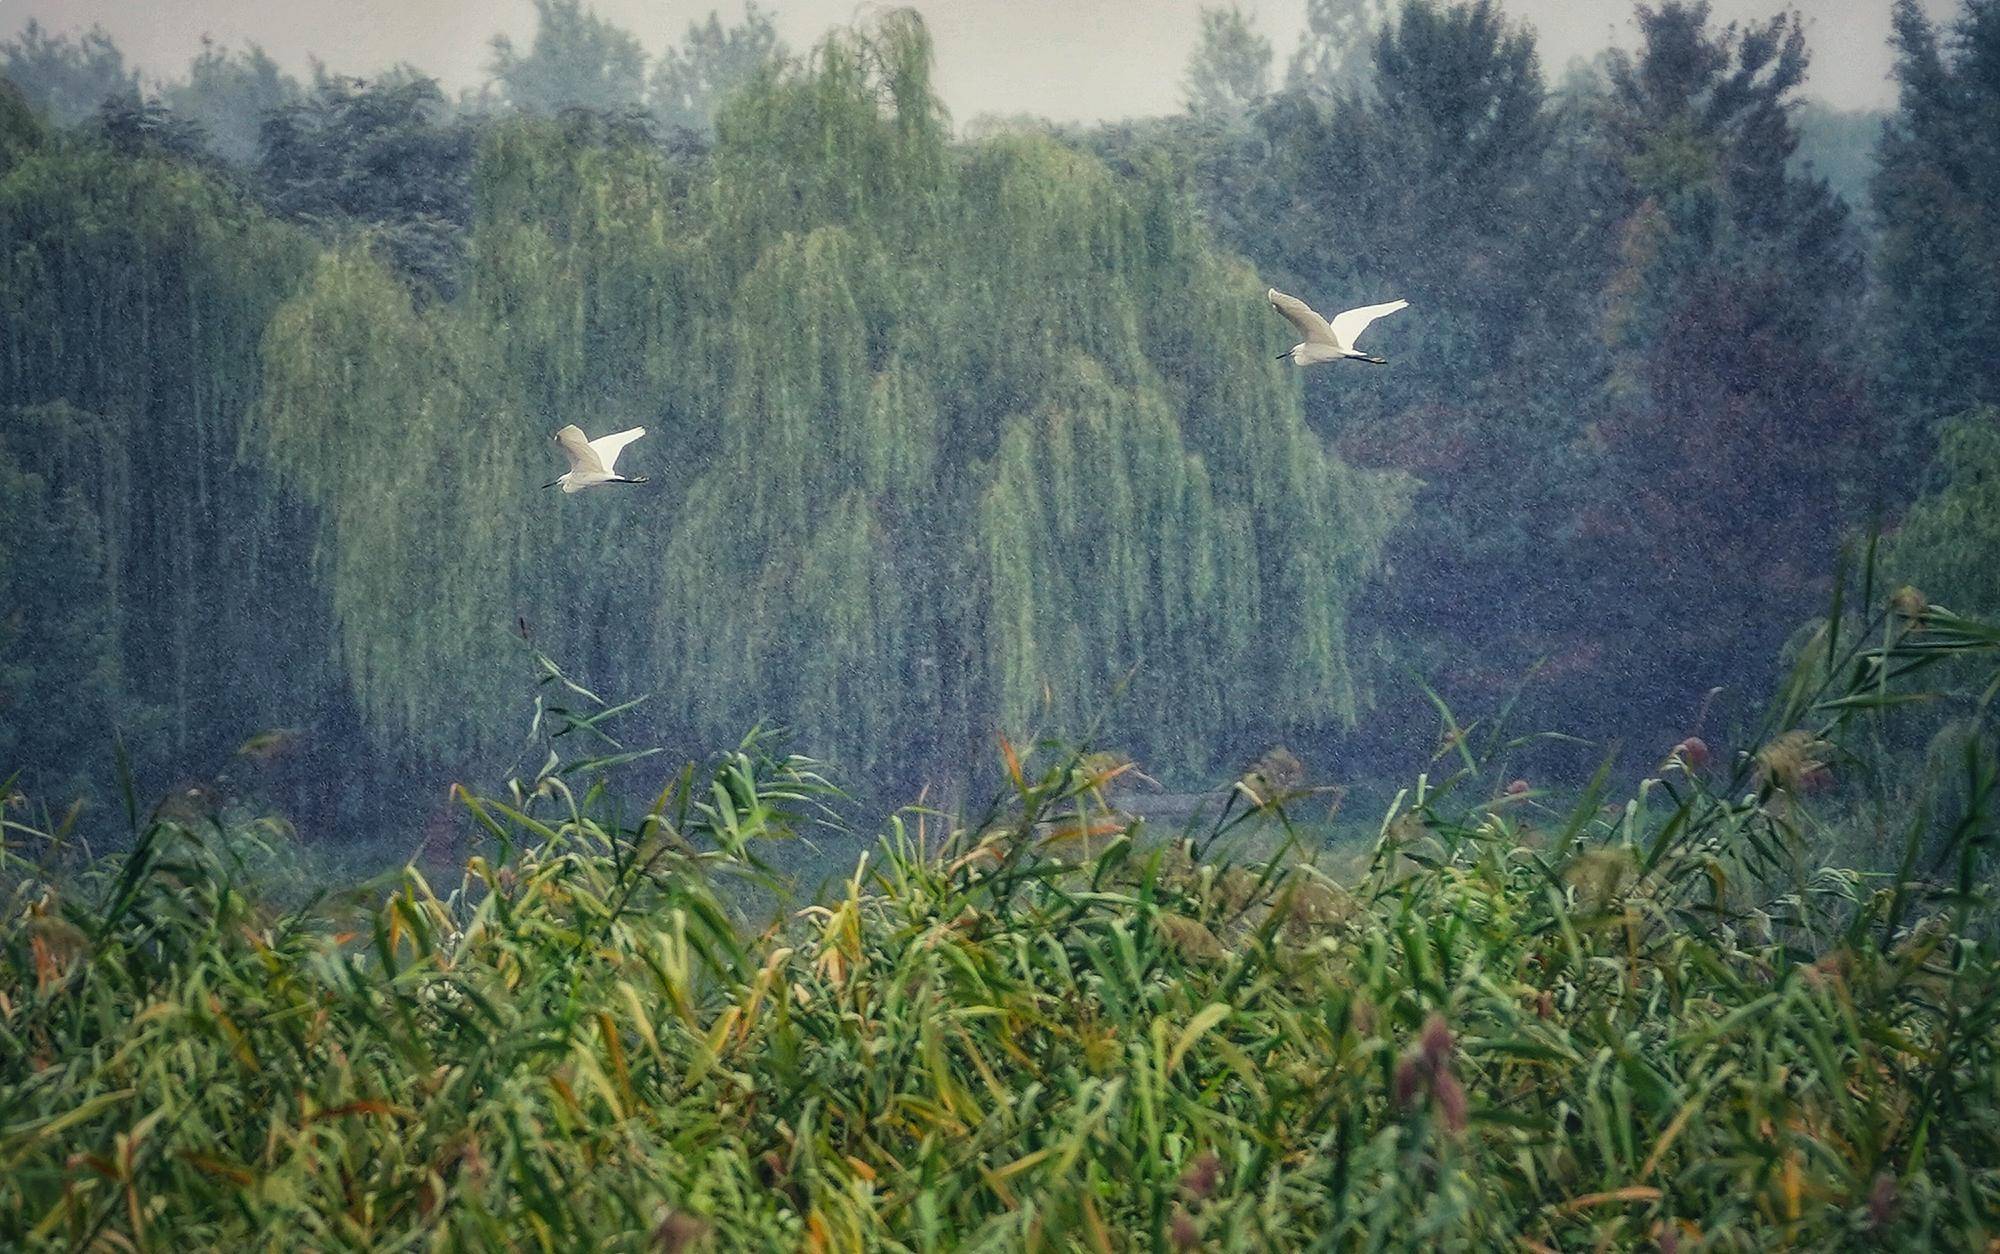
top-left (1251, 0), bottom-right (1564, 407)
top-left (1287, 0), bottom-right (1395, 97)
top-left (1893, 408), bottom-right (2000, 621)
top-left (1185, 7), bottom-right (1274, 118)
top-left (1582, 1), bottom-right (1868, 735)
top-left (487, 0), bottom-right (648, 117)
top-left (1235, 0), bottom-right (1615, 750)
top-left (648, 4), bottom-right (785, 137)
top-left (1887, 405), bottom-right (2000, 729)
top-left (0, 413), bottom-right (150, 797)
top-left (164, 38), bottom-right (304, 164)
top-left (0, 79), bottom-right (42, 172)
top-left (1875, 0), bottom-right (2000, 434)
top-left (92, 97), bottom-right (216, 166)
top-left (1875, 0), bottom-right (2000, 681)
top-left (0, 20), bottom-right (136, 126)
top-left (0, 111), bottom-right (321, 776)
top-left (258, 74), bottom-right (476, 296)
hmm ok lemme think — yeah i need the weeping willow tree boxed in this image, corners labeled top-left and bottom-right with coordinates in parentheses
top-left (0, 87), bottom-right (321, 774)
top-left (0, 412), bottom-right (150, 796)
top-left (252, 120), bottom-right (708, 770)
top-left (253, 12), bottom-right (1409, 783)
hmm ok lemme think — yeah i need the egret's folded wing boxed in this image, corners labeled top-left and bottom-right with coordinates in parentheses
top-left (1329, 299), bottom-right (1408, 352)
top-left (556, 425), bottom-right (605, 475)
top-left (587, 426), bottom-right (647, 474)
top-left (1268, 288), bottom-right (1336, 343)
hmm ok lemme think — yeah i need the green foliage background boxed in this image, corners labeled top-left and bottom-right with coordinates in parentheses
top-left (0, 104), bottom-right (323, 775)
top-left (1, 17), bottom-right (1408, 797)
top-left (3, 0), bottom-right (2000, 811)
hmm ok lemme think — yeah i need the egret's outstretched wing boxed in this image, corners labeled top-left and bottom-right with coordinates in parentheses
top-left (1268, 288), bottom-right (1336, 344)
top-left (1329, 299), bottom-right (1408, 352)
top-left (555, 425), bottom-right (605, 475)
top-left (587, 426), bottom-right (647, 474)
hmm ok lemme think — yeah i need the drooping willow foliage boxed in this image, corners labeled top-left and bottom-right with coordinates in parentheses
top-left (250, 14), bottom-right (1409, 781)
top-left (0, 86), bottom-right (320, 771)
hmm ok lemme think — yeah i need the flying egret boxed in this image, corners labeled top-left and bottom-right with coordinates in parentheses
top-left (544, 424), bottom-right (649, 493)
top-left (1268, 288), bottom-right (1409, 367)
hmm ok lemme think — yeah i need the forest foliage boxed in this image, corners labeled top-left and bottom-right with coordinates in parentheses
top-left (0, 0), bottom-right (1997, 817)
top-left (242, 14), bottom-right (1408, 787)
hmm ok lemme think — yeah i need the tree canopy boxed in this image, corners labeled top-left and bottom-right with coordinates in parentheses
top-left (0, 20), bottom-right (137, 126)
top-left (241, 13), bottom-right (1407, 786)
top-left (0, 0), bottom-right (1989, 809)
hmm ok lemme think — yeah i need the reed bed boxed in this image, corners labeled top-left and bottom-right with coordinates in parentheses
top-left (5, 579), bottom-right (2000, 1250)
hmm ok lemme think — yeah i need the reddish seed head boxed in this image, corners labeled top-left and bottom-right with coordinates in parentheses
top-left (1432, 1070), bottom-right (1468, 1134)
top-left (1674, 736), bottom-right (1711, 770)
top-left (1868, 1173), bottom-right (1897, 1228)
top-left (1419, 1013), bottom-right (1455, 1069)
top-left (1393, 1056), bottom-right (1423, 1109)
top-left (655, 1211), bottom-right (710, 1253)
top-left (1169, 1207), bottom-right (1200, 1250)
top-left (1179, 1150), bottom-right (1222, 1201)
top-left (1655, 1222), bottom-right (1680, 1254)
top-left (1505, 779), bottom-right (1530, 796)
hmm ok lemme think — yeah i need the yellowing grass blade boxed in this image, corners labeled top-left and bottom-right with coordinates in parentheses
top-left (1167, 1003), bottom-right (1232, 1078)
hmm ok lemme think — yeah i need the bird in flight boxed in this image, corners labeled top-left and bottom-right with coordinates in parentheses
top-left (545, 425), bottom-right (648, 493)
top-left (1267, 288), bottom-right (1409, 367)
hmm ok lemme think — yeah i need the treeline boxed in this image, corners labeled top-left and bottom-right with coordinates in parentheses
top-left (2, 0), bottom-right (1998, 823)
top-left (0, 1), bottom-right (782, 146)
top-left (0, 10), bottom-right (1406, 818)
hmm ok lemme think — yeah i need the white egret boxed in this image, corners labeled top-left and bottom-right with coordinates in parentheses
top-left (544, 424), bottom-right (648, 493)
top-left (1268, 288), bottom-right (1409, 367)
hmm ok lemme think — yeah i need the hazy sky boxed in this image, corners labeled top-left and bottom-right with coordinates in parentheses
top-left (4, 0), bottom-right (1961, 122)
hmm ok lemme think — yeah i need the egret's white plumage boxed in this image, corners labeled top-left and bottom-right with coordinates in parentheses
top-left (545, 424), bottom-right (649, 493)
top-left (1268, 288), bottom-right (1409, 367)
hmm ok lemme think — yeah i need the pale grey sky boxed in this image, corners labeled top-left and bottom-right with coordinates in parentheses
top-left (4, 0), bottom-right (1961, 122)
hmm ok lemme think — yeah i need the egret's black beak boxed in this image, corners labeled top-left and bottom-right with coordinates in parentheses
top-left (541, 478), bottom-right (560, 490)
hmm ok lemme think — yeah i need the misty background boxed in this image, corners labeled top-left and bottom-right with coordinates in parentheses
top-left (2, 0), bottom-right (1962, 120)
